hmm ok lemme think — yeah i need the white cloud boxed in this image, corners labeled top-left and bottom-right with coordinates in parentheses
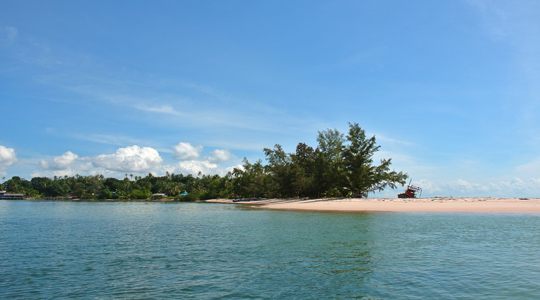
top-left (446, 179), bottom-right (490, 194)
top-left (31, 162), bottom-right (94, 178)
top-left (173, 142), bottom-right (203, 160)
top-left (491, 177), bottom-right (540, 193)
top-left (168, 145), bottom-right (238, 176)
top-left (0, 146), bottom-right (17, 174)
top-left (176, 160), bottom-right (218, 176)
top-left (209, 149), bottom-right (235, 163)
top-left (387, 177), bottom-right (540, 198)
top-left (92, 145), bottom-right (163, 172)
top-left (33, 150), bottom-right (122, 178)
top-left (414, 179), bottom-right (443, 194)
top-left (226, 164), bottom-right (244, 173)
top-left (26, 143), bottom-right (239, 179)
top-left (39, 151), bottom-right (79, 170)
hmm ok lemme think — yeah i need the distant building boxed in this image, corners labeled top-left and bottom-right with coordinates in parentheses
top-left (0, 191), bottom-right (25, 200)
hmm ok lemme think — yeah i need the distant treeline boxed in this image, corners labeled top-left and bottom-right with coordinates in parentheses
top-left (1, 123), bottom-right (408, 200)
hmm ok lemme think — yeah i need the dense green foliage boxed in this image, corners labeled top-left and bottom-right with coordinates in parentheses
top-left (1, 123), bottom-right (408, 200)
top-left (231, 123), bottom-right (408, 198)
top-left (1, 173), bottom-right (232, 200)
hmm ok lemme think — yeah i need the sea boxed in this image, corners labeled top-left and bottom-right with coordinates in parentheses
top-left (1, 200), bottom-right (540, 299)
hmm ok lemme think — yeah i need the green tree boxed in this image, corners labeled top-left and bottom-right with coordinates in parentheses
top-left (99, 188), bottom-right (113, 199)
top-left (231, 158), bottom-right (267, 198)
top-left (342, 122), bottom-right (408, 197)
top-left (165, 183), bottom-right (183, 197)
top-left (263, 144), bottom-right (296, 197)
top-left (315, 128), bottom-right (346, 197)
top-left (85, 175), bottom-right (104, 198)
top-left (31, 177), bottom-right (52, 196)
top-left (130, 189), bottom-right (150, 199)
top-left (121, 177), bottom-right (131, 199)
top-left (104, 177), bottom-right (123, 198)
top-left (47, 181), bottom-right (67, 197)
top-left (290, 143), bottom-right (317, 197)
top-left (4, 176), bottom-right (37, 196)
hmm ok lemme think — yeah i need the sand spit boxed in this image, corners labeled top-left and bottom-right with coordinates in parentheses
top-left (206, 197), bottom-right (540, 213)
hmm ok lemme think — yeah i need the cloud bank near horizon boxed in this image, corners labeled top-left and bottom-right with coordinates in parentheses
top-left (24, 142), bottom-right (238, 179)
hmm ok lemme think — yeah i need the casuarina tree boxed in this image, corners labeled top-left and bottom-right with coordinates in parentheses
top-left (342, 122), bottom-right (408, 197)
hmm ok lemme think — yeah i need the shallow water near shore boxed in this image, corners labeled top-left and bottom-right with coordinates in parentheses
top-left (1, 200), bottom-right (540, 299)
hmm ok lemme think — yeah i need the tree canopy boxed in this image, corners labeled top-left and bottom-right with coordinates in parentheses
top-left (232, 122), bottom-right (408, 198)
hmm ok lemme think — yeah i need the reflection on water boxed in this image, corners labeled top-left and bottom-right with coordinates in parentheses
top-left (1, 200), bottom-right (540, 299)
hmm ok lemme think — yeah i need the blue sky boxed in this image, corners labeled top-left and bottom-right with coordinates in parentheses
top-left (1, 0), bottom-right (540, 197)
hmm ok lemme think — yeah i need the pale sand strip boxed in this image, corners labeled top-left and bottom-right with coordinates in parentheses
top-left (208, 198), bottom-right (540, 213)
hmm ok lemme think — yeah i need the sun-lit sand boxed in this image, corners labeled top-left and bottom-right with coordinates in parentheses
top-left (207, 197), bottom-right (540, 213)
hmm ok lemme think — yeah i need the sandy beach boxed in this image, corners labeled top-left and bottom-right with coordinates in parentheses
top-left (207, 197), bottom-right (540, 213)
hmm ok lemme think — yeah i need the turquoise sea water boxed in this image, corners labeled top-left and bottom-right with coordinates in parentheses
top-left (1, 200), bottom-right (540, 299)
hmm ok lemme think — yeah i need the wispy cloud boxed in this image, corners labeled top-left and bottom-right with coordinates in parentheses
top-left (71, 133), bottom-right (150, 147)
top-left (513, 157), bottom-right (540, 178)
top-left (134, 104), bottom-right (184, 116)
top-left (467, 0), bottom-right (540, 140)
top-left (40, 72), bottom-right (307, 133)
top-left (0, 26), bottom-right (18, 45)
top-left (375, 134), bottom-right (417, 147)
top-left (1, 26), bottom-right (327, 142)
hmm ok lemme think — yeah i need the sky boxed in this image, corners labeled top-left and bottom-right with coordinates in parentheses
top-left (1, 0), bottom-right (540, 197)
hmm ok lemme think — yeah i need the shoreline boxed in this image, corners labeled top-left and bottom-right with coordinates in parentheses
top-left (206, 197), bottom-right (540, 214)
top-left (5, 197), bottom-right (540, 213)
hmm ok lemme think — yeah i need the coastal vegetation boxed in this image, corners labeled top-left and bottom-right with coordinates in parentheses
top-left (1, 123), bottom-right (408, 200)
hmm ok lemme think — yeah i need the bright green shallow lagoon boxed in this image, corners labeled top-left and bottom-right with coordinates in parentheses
top-left (1, 201), bottom-right (540, 299)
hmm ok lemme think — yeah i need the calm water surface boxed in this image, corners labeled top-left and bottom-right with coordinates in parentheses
top-left (1, 200), bottom-right (540, 299)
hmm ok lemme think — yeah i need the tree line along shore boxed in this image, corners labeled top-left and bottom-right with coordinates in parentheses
top-left (2, 123), bottom-right (408, 201)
